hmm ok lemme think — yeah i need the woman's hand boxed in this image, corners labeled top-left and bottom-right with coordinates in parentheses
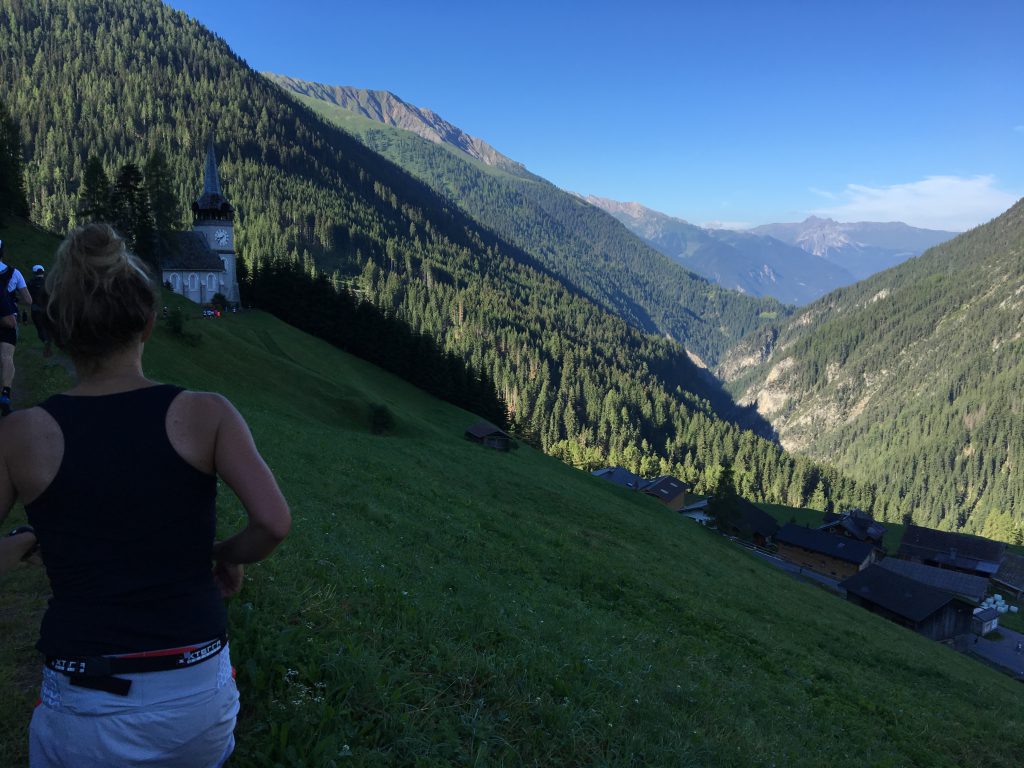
top-left (212, 559), bottom-right (244, 598)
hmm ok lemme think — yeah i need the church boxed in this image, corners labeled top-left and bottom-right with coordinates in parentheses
top-left (162, 136), bottom-right (241, 306)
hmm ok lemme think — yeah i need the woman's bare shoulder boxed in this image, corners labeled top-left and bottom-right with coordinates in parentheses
top-left (168, 390), bottom-right (235, 418)
top-left (0, 406), bottom-right (60, 445)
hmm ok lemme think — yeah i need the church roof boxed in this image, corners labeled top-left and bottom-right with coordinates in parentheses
top-left (194, 135), bottom-right (233, 213)
top-left (163, 232), bottom-right (225, 271)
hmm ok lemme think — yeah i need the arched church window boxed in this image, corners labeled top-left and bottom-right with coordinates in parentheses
top-left (189, 273), bottom-right (198, 290)
top-left (171, 273), bottom-right (181, 291)
top-left (207, 274), bottom-right (217, 292)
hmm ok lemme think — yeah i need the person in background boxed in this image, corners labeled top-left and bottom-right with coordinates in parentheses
top-left (0, 239), bottom-right (33, 415)
top-left (0, 223), bottom-right (291, 767)
top-left (28, 264), bottom-right (52, 357)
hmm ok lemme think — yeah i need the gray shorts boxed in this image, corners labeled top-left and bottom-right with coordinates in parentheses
top-left (29, 644), bottom-right (239, 768)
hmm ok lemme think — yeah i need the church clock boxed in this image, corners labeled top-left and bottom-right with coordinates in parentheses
top-left (214, 228), bottom-right (231, 248)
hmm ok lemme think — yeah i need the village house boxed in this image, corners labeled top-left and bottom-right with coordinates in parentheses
top-left (819, 508), bottom-right (886, 547)
top-left (718, 499), bottom-right (780, 546)
top-left (640, 476), bottom-right (690, 511)
top-left (992, 552), bottom-right (1024, 600)
top-left (896, 525), bottom-right (1005, 580)
top-left (775, 523), bottom-right (877, 580)
top-left (591, 466), bottom-right (647, 490)
top-left (877, 557), bottom-right (989, 605)
top-left (841, 565), bottom-right (974, 642)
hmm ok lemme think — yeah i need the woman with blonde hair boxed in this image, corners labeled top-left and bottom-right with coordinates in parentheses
top-left (0, 223), bottom-right (290, 767)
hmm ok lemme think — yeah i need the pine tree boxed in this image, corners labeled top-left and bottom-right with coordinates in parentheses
top-left (0, 98), bottom-right (28, 222)
top-left (143, 147), bottom-right (179, 267)
top-left (77, 156), bottom-right (112, 223)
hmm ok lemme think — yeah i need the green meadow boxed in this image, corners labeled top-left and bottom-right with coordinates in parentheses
top-left (1, 219), bottom-right (1022, 766)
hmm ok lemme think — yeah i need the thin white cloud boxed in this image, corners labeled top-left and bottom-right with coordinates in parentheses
top-left (809, 186), bottom-right (837, 200)
top-left (702, 220), bottom-right (753, 231)
top-left (812, 175), bottom-right (1021, 231)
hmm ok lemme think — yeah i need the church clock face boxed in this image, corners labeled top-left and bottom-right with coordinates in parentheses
top-left (214, 228), bottom-right (230, 247)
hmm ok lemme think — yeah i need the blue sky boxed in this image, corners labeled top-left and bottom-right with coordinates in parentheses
top-left (166, 0), bottom-right (1022, 230)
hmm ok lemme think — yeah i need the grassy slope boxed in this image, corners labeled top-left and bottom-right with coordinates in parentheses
top-left (1, 220), bottom-right (1022, 766)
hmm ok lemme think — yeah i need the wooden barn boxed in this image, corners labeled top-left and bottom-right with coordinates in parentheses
top-left (896, 525), bottom-right (1004, 579)
top-left (464, 421), bottom-right (512, 451)
top-left (717, 499), bottom-right (780, 546)
top-left (877, 557), bottom-right (989, 605)
top-left (775, 523), bottom-right (877, 580)
top-left (841, 565), bottom-right (974, 642)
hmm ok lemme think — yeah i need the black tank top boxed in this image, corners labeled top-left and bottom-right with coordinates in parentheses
top-left (26, 384), bottom-right (226, 656)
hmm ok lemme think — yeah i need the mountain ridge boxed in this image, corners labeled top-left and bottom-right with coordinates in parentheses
top-left (264, 74), bottom-right (537, 180)
top-left (586, 196), bottom-right (858, 305)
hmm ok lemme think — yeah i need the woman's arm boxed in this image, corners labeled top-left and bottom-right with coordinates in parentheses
top-left (0, 530), bottom-right (37, 572)
top-left (209, 396), bottom-right (291, 566)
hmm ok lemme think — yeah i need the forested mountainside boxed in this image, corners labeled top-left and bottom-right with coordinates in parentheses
top-left (266, 73), bottom-right (787, 366)
top-left (750, 216), bottom-right (957, 280)
top-left (587, 196), bottom-right (855, 305)
top-left (722, 200), bottom-right (1024, 541)
top-left (0, 0), bottom-right (878, 511)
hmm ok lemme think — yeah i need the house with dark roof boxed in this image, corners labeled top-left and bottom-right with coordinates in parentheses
top-left (717, 499), bottom-right (780, 546)
top-left (896, 525), bottom-right (1005, 579)
top-left (591, 467), bottom-right (648, 490)
top-left (841, 565), bottom-right (974, 642)
top-left (464, 421), bottom-right (512, 451)
top-left (640, 476), bottom-right (690, 511)
top-left (775, 523), bottom-right (877, 580)
top-left (992, 552), bottom-right (1024, 599)
top-left (877, 558), bottom-right (989, 605)
top-left (820, 508), bottom-right (886, 547)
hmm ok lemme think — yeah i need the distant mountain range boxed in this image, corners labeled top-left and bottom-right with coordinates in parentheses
top-left (588, 198), bottom-right (958, 304)
top-left (749, 216), bottom-right (958, 280)
top-left (586, 197), bottom-right (856, 305)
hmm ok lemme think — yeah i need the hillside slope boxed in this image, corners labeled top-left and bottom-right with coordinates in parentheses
top-left (265, 73), bottom-right (788, 365)
top-left (722, 200), bottom-right (1024, 539)
top-left (2, 221), bottom-right (1022, 766)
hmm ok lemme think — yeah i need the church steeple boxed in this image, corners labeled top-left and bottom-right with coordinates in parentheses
top-left (202, 134), bottom-right (222, 199)
top-left (192, 133), bottom-right (234, 223)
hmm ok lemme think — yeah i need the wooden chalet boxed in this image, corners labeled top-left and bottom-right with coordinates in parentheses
top-left (877, 557), bottom-right (989, 605)
top-left (841, 565), bottom-right (974, 642)
top-left (718, 499), bottom-right (780, 546)
top-left (819, 508), bottom-right (886, 547)
top-left (775, 523), bottom-right (877, 580)
top-left (640, 475), bottom-right (690, 511)
top-left (896, 525), bottom-right (1005, 579)
top-left (464, 421), bottom-right (512, 451)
